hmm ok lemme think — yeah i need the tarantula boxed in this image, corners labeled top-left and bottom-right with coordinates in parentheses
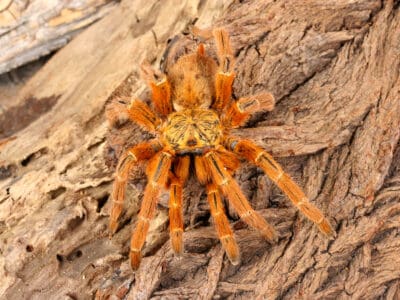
top-left (108, 28), bottom-right (334, 270)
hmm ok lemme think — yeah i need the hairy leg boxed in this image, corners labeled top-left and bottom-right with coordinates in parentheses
top-left (223, 93), bottom-right (275, 128)
top-left (224, 136), bottom-right (335, 236)
top-left (127, 99), bottom-right (161, 132)
top-left (130, 150), bottom-right (172, 269)
top-left (212, 28), bottom-right (235, 111)
top-left (203, 151), bottom-right (277, 241)
top-left (206, 183), bottom-right (240, 265)
top-left (169, 156), bottom-right (190, 254)
top-left (105, 98), bottom-right (131, 127)
top-left (109, 140), bottom-right (162, 235)
top-left (106, 97), bottom-right (161, 133)
top-left (141, 61), bottom-right (172, 116)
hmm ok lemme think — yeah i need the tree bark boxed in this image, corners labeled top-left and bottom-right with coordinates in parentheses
top-left (1, 0), bottom-right (399, 299)
top-left (0, 0), bottom-right (118, 74)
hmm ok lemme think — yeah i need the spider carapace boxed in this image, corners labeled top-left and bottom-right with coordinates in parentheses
top-left (163, 109), bottom-right (222, 153)
top-left (108, 28), bottom-right (335, 270)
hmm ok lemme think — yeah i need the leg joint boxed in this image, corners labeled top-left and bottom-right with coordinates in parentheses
top-left (127, 151), bottom-right (138, 161)
top-left (155, 77), bottom-right (167, 86)
top-left (139, 215), bottom-right (151, 223)
top-left (240, 210), bottom-right (253, 219)
top-left (255, 151), bottom-right (264, 163)
top-left (207, 189), bottom-right (218, 195)
top-left (112, 199), bottom-right (125, 204)
top-left (220, 178), bottom-right (229, 186)
top-left (276, 171), bottom-right (283, 182)
top-left (220, 234), bottom-right (232, 240)
top-left (297, 197), bottom-right (308, 207)
top-left (116, 175), bottom-right (127, 182)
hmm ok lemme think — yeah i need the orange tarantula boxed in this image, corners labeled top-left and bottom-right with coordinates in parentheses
top-left (108, 28), bottom-right (334, 270)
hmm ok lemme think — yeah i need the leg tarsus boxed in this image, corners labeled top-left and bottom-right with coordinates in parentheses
top-left (236, 93), bottom-right (275, 113)
top-left (105, 98), bottom-right (130, 127)
top-left (207, 184), bottom-right (240, 265)
top-left (169, 181), bottom-right (184, 254)
top-left (223, 92), bottom-right (275, 128)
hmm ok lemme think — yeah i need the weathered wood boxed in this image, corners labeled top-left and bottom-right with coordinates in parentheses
top-left (0, 0), bottom-right (118, 74)
top-left (0, 0), bottom-right (399, 299)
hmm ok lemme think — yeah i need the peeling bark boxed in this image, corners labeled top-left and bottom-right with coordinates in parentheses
top-left (0, 0), bottom-right (399, 299)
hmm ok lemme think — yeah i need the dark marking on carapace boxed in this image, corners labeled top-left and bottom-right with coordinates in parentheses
top-left (186, 139), bottom-right (197, 146)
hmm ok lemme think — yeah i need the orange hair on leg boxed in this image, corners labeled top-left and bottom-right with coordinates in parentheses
top-left (127, 99), bottom-right (161, 132)
top-left (207, 183), bottom-right (240, 265)
top-left (224, 137), bottom-right (335, 237)
top-left (109, 140), bottom-right (162, 235)
top-left (205, 151), bottom-right (277, 241)
top-left (140, 61), bottom-right (172, 116)
top-left (169, 156), bottom-right (190, 255)
top-left (223, 93), bottom-right (275, 128)
top-left (212, 28), bottom-right (235, 111)
top-left (129, 151), bottom-right (172, 269)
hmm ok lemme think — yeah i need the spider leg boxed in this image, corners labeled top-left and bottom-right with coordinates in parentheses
top-left (212, 28), bottom-right (235, 111)
top-left (105, 97), bottom-right (161, 133)
top-left (105, 97), bottom-right (130, 127)
top-left (109, 140), bottom-right (162, 235)
top-left (204, 151), bottom-right (277, 241)
top-left (223, 93), bottom-right (275, 128)
top-left (130, 150), bottom-right (172, 270)
top-left (141, 61), bottom-right (172, 116)
top-left (169, 156), bottom-right (190, 255)
top-left (206, 183), bottom-right (240, 265)
top-left (127, 99), bottom-right (161, 132)
top-left (224, 137), bottom-right (335, 236)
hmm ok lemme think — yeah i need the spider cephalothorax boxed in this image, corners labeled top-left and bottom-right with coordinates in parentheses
top-left (108, 28), bottom-right (335, 270)
top-left (163, 109), bottom-right (222, 153)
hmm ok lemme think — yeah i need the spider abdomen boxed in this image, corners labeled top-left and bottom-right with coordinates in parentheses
top-left (162, 109), bottom-right (222, 154)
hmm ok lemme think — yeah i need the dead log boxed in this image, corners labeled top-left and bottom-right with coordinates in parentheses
top-left (0, 0), bottom-right (118, 74)
top-left (0, 0), bottom-right (399, 299)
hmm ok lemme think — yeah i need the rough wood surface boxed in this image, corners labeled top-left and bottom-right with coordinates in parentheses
top-left (1, 0), bottom-right (399, 299)
top-left (0, 0), bottom-right (118, 74)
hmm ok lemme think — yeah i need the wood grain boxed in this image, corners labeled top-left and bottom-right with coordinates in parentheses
top-left (0, 0), bottom-right (399, 299)
top-left (0, 0), bottom-right (118, 74)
